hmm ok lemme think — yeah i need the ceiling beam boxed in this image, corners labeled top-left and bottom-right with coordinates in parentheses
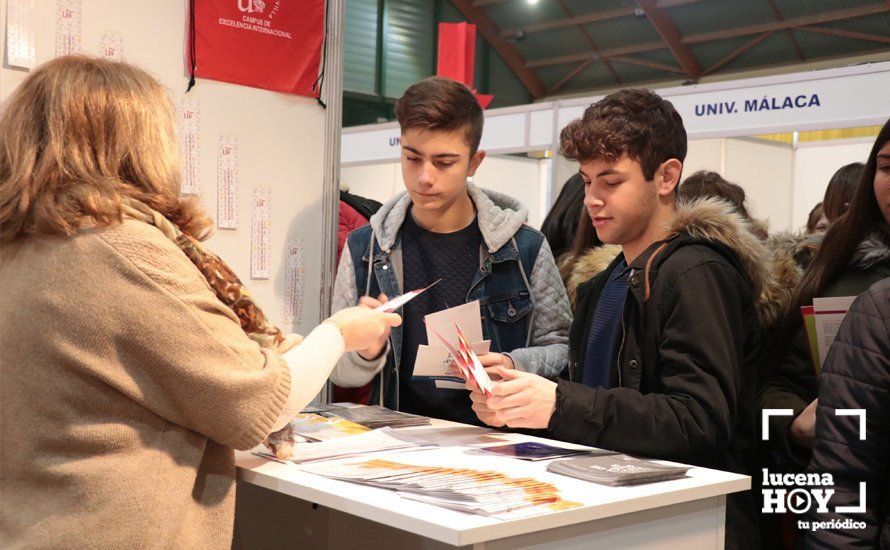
top-left (702, 31), bottom-right (776, 76)
top-left (609, 55), bottom-right (687, 74)
top-left (547, 60), bottom-right (593, 95)
top-left (682, 3), bottom-right (890, 44)
top-left (524, 2), bottom-right (887, 72)
top-left (526, 41), bottom-right (665, 69)
top-left (494, 0), bottom-right (710, 38)
top-left (636, 0), bottom-right (703, 79)
top-left (797, 25), bottom-right (890, 45)
top-left (655, 0), bottom-right (707, 6)
top-left (765, 0), bottom-right (805, 60)
top-left (500, 7), bottom-right (634, 38)
top-left (449, 0), bottom-right (547, 98)
top-left (474, 0), bottom-right (706, 8)
top-left (554, 0), bottom-right (622, 85)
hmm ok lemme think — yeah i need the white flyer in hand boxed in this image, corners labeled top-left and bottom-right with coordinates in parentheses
top-left (374, 279), bottom-right (440, 313)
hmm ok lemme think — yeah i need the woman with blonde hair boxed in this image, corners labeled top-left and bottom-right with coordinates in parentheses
top-left (0, 56), bottom-right (400, 548)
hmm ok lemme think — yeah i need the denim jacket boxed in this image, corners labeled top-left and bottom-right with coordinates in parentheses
top-left (330, 184), bottom-right (571, 409)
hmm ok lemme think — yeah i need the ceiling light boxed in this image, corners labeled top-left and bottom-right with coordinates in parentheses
top-left (527, 0), bottom-right (539, 4)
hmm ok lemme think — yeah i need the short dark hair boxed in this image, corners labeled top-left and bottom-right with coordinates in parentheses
top-left (822, 162), bottom-right (863, 222)
top-left (679, 171), bottom-right (748, 217)
top-left (806, 202), bottom-right (825, 234)
top-left (394, 77), bottom-right (484, 155)
top-left (560, 88), bottom-right (687, 180)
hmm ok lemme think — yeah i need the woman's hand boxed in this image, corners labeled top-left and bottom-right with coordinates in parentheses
top-left (326, 299), bottom-right (400, 354)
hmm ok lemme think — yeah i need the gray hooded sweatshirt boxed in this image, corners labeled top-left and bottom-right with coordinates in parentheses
top-left (330, 183), bottom-right (571, 392)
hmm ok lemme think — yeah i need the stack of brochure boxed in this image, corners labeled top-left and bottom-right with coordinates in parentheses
top-left (260, 427), bottom-right (433, 463)
top-left (302, 458), bottom-right (581, 519)
top-left (547, 454), bottom-right (690, 486)
top-left (286, 413), bottom-right (370, 442)
top-left (323, 405), bottom-right (431, 429)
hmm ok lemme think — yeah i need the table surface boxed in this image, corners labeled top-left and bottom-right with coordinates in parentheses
top-left (236, 419), bottom-right (750, 547)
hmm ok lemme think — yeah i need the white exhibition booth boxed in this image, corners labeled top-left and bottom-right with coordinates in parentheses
top-left (342, 61), bottom-right (890, 233)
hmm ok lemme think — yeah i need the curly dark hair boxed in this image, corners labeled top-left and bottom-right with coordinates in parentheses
top-left (560, 89), bottom-right (687, 180)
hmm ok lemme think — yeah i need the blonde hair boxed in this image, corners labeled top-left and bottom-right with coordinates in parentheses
top-left (0, 55), bottom-right (212, 244)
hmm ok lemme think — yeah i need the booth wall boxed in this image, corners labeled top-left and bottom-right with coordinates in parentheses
top-left (473, 155), bottom-right (544, 229)
top-left (0, 0), bottom-right (328, 332)
top-left (341, 162), bottom-right (401, 204)
top-left (792, 139), bottom-right (873, 230)
top-left (686, 138), bottom-right (795, 233)
top-left (724, 138), bottom-right (794, 233)
top-left (684, 139), bottom-right (724, 175)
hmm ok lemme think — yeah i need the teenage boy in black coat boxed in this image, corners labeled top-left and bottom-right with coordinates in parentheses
top-left (468, 89), bottom-right (764, 550)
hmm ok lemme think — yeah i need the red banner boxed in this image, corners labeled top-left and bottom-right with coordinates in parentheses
top-left (437, 22), bottom-right (475, 85)
top-left (436, 22), bottom-right (493, 109)
top-left (190, 0), bottom-right (325, 97)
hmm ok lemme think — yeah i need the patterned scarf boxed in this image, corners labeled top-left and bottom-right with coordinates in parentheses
top-left (122, 199), bottom-right (298, 353)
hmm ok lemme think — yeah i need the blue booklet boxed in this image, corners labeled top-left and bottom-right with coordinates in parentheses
top-left (477, 441), bottom-right (615, 461)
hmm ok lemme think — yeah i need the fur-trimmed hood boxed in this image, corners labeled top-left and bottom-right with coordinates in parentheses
top-left (559, 244), bottom-right (621, 307)
top-left (761, 230), bottom-right (818, 331)
top-left (563, 198), bottom-right (784, 328)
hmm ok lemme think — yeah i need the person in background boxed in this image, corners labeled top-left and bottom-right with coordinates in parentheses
top-left (679, 170), bottom-right (769, 240)
top-left (338, 185), bottom-right (383, 266)
top-left (468, 89), bottom-right (766, 550)
top-left (759, 118), bottom-right (890, 479)
top-left (806, 202), bottom-right (828, 235)
top-left (822, 162), bottom-right (864, 224)
top-left (555, 190), bottom-right (606, 308)
top-left (805, 277), bottom-right (890, 548)
top-left (0, 56), bottom-right (400, 548)
top-left (334, 186), bottom-right (383, 405)
top-left (330, 77), bottom-right (571, 425)
top-left (540, 173), bottom-right (586, 261)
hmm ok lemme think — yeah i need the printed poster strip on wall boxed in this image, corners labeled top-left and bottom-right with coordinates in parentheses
top-left (217, 135), bottom-right (239, 229)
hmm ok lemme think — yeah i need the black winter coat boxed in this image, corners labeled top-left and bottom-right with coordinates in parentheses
top-left (552, 232), bottom-right (763, 550)
top-left (806, 277), bottom-right (890, 549)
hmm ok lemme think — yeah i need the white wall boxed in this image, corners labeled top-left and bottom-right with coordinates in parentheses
top-left (0, 0), bottom-right (328, 332)
top-left (724, 138), bottom-right (794, 233)
top-left (340, 155), bottom-right (546, 228)
top-left (684, 139), bottom-right (724, 176)
top-left (341, 162), bottom-right (400, 204)
top-left (473, 155), bottom-right (544, 228)
top-left (685, 137), bottom-right (796, 233)
top-left (791, 139), bottom-right (873, 230)
top-left (685, 136), bottom-right (874, 233)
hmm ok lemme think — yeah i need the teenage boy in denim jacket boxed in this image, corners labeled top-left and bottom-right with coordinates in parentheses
top-left (330, 77), bottom-right (571, 425)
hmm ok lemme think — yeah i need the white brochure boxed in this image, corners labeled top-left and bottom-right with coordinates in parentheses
top-left (411, 300), bottom-right (490, 386)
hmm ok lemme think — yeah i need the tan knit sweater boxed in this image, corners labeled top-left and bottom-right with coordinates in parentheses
top-left (0, 220), bottom-right (292, 549)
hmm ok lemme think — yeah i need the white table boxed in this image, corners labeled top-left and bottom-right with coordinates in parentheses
top-left (233, 422), bottom-right (749, 549)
